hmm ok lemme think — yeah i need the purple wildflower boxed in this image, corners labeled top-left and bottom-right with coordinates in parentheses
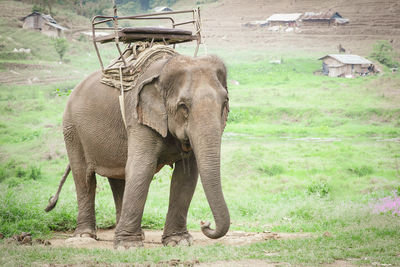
top-left (373, 193), bottom-right (400, 216)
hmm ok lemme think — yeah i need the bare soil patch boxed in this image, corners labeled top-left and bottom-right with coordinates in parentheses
top-left (175, 0), bottom-right (400, 54)
top-left (49, 229), bottom-right (310, 249)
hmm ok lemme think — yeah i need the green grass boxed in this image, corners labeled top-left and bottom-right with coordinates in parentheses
top-left (0, 6), bottom-right (400, 264)
top-left (1, 215), bottom-right (399, 266)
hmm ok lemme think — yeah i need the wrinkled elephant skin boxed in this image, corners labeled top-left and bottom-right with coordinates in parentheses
top-left (61, 55), bottom-right (230, 248)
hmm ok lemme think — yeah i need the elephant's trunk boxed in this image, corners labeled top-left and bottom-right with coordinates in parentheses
top-left (188, 115), bottom-right (230, 239)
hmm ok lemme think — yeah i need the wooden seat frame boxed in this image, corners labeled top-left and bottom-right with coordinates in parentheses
top-left (91, 6), bottom-right (202, 71)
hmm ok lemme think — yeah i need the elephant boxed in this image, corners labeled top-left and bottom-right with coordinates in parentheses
top-left (46, 53), bottom-right (230, 249)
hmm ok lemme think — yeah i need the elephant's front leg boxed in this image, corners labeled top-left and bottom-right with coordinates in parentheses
top-left (162, 153), bottom-right (198, 246)
top-left (114, 137), bottom-right (159, 249)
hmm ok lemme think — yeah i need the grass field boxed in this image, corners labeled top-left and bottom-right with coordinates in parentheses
top-left (0, 12), bottom-right (400, 265)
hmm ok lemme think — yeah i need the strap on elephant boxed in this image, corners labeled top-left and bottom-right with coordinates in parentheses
top-left (101, 42), bottom-right (177, 90)
top-left (118, 66), bottom-right (127, 128)
top-left (102, 43), bottom-right (178, 129)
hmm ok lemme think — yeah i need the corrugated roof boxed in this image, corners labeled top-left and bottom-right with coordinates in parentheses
top-left (301, 11), bottom-right (342, 20)
top-left (45, 22), bottom-right (67, 31)
top-left (266, 13), bottom-right (302, 22)
top-left (42, 14), bottom-right (57, 24)
top-left (319, 54), bottom-right (372, 65)
top-left (21, 12), bottom-right (67, 31)
top-left (20, 11), bottom-right (41, 21)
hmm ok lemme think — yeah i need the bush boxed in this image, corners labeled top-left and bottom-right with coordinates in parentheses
top-left (370, 40), bottom-right (399, 68)
top-left (0, 167), bottom-right (6, 183)
top-left (348, 165), bottom-right (374, 177)
top-left (32, 4), bottom-right (47, 13)
top-left (306, 181), bottom-right (330, 197)
top-left (0, 190), bottom-right (76, 237)
top-left (258, 164), bottom-right (285, 176)
top-left (53, 38), bottom-right (68, 61)
top-left (0, 162), bottom-right (42, 184)
top-left (15, 166), bottom-right (26, 178)
top-left (28, 166), bottom-right (42, 180)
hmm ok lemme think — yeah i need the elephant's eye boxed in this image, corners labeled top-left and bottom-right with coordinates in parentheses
top-left (178, 103), bottom-right (189, 118)
top-left (221, 98), bottom-right (229, 116)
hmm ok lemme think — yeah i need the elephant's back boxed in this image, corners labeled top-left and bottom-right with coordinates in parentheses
top-left (65, 71), bottom-right (120, 116)
top-left (65, 70), bottom-right (122, 123)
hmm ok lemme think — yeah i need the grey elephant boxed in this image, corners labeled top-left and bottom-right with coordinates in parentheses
top-left (46, 54), bottom-right (230, 248)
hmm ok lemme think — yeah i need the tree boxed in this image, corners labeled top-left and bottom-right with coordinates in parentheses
top-left (370, 40), bottom-right (399, 68)
top-left (31, 0), bottom-right (56, 15)
top-left (53, 38), bottom-right (68, 61)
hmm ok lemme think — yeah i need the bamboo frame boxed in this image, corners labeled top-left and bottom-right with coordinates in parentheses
top-left (91, 7), bottom-right (202, 71)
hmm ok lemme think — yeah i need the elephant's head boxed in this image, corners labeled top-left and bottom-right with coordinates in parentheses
top-left (127, 54), bottom-right (230, 239)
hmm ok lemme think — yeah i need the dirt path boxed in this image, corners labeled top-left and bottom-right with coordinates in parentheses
top-left (49, 229), bottom-right (310, 249)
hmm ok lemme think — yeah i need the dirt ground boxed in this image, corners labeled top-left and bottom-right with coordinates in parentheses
top-left (176, 0), bottom-right (400, 55)
top-left (49, 229), bottom-right (310, 249)
top-left (45, 230), bottom-right (356, 267)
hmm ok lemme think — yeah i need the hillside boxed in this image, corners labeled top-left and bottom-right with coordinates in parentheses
top-left (1, 0), bottom-right (399, 57)
top-left (184, 0), bottom-right (400, 55)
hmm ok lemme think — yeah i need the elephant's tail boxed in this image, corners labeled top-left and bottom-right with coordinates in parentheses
top-left (44, 164), bottom-right (71, 212)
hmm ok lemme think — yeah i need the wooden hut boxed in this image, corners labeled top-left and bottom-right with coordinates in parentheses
top-left (301, 12), bottom-right (349, 26)
top-left (20, 12), bottom-right (67, 37)
top-left (266, 13), bottom-right (302, 27)
top-left (319, 54), bottom-right (373, 77)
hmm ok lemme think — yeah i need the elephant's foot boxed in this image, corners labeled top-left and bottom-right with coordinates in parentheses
top-left (162, 231), bottom-right (193, 247)
top-left (114, 230), bottom-right (145, 250)
top-left (65, 232), bottom-right (97, 245)
top-left (114, 240), bottom-right (144, 250)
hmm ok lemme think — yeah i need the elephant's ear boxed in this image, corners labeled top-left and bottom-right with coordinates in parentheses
top-left (222, 101), bottom-right (229, 130)
top-left (135, 77), bottom-right (168, 137)
top-left (124, 58), bottom-right (169, 137)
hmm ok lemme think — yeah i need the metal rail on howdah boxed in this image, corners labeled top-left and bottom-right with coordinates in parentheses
top-left (91, 7), bottom-right (202, 71)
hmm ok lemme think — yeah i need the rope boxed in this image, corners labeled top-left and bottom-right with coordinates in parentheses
top-left (193, 8), bottom-right (207, 55)
top-left (118, 66), bottom-right (127, 128)
top-left (101, 43), bottom-right (177, 90)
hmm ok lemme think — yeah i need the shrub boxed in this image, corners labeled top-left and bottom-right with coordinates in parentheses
top-left (15, 166), bottom-right (26, 178)
top-left (0, 167), bottom-right (6, 183)
top-left (306, 181), bottom-right (330, 197)
top-left (348, 165), bottom-right (374, 177)
top-left (32, 4), bottom-right (47, 13)
top-left (28, 166), bottom-right (42, 180)
top-left (258, 164), bottom-right (285, 176)
top-left (370, 40), bottom-right (399, 68)
top-left (6, 178), bottom-right (21, 188)
top-left (53, 38), bottom-right (68, 61)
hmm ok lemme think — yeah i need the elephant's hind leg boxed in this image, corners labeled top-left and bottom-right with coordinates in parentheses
top-left (162, 154), bottom-right (198, 247)
top-left (72, 167), bottom-right (97, 239)
top-left (108, 177), bottom-right (125, 225)
top-left (64, 126), bottom-right (97, 240)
